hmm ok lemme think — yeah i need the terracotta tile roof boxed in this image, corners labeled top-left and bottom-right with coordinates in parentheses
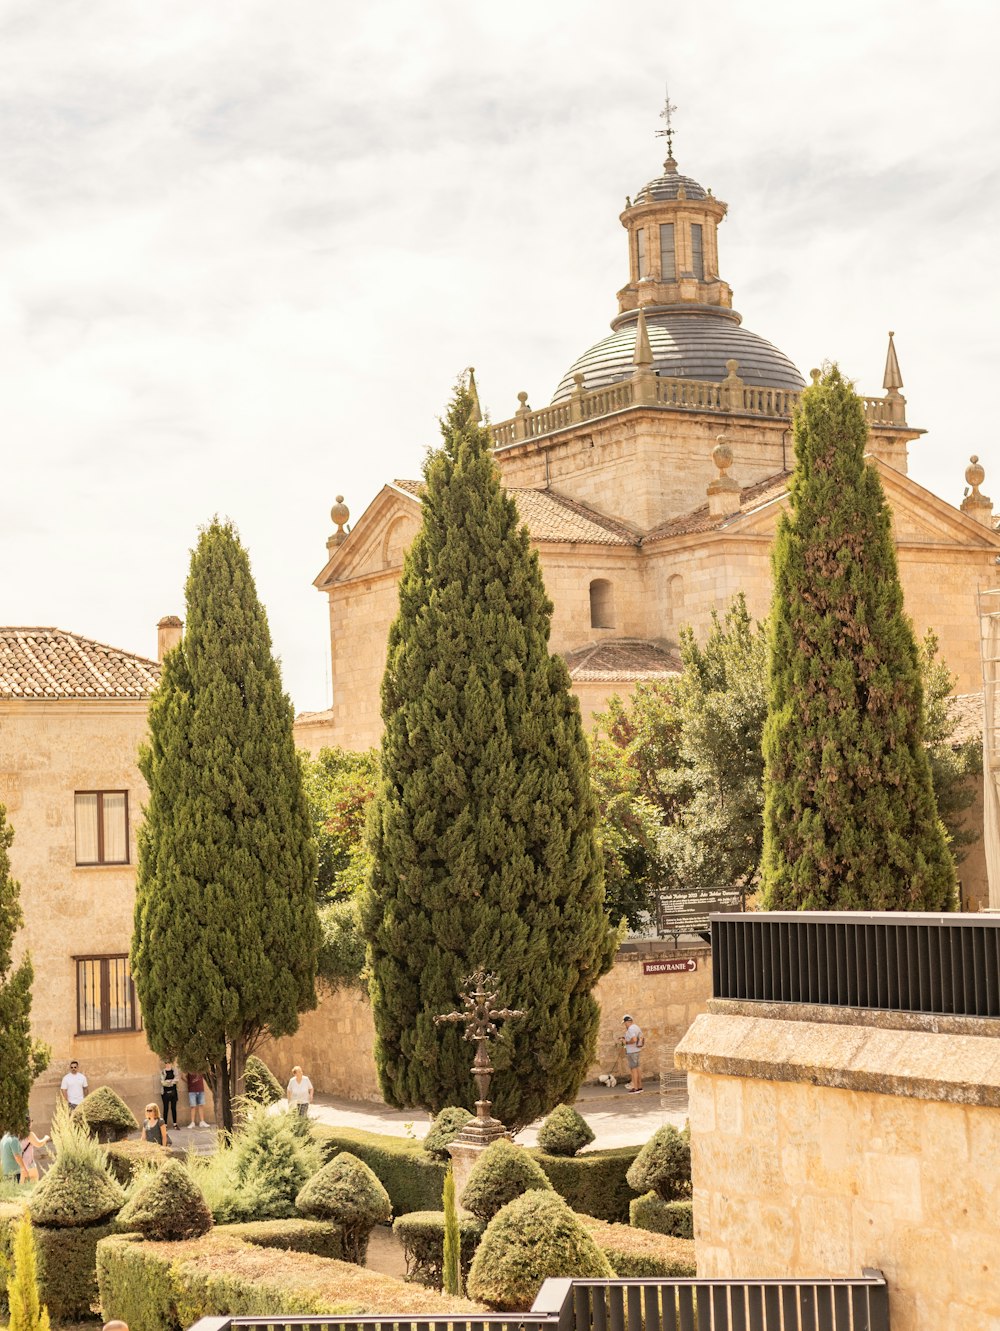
top-left (644, 470), bottom-right (792, 542)
top-left (391, 480), bottom-right (638, 547)
top-left (946, 693), bottom-right (984, 748)
top-left (0, 628), bottom-right (161, 700)
top-left (563, 639), bottom-right (682, 682)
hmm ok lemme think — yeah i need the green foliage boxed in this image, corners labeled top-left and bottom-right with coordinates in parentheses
top-left (536, 1104), bottom-right (595, 1157)
top-left (6, 1211), bottom-right (50, 1331)
top-left (467, 1190), bottom-right (613, 1311)
top-left (105, 1140), bottom-right (172, 1187)
top-left (242, 1055), bottom-right (284, 1106)
top-left (312, 1125), bottom-right (446, 1214)
top-left (33, 1219), bottom-right (117, 1320)
top-left (460, 1140), bottom-right (553, 1223)
top-left (295, 1151), bottom-right (392, 1264)
top-left (72, 1086), bottom-right (138, 1140)
top-left (629, 1192), bottom-right (693, 1238)
top-left (0, 805), bottom-right (50, 1136)
top-left (95, 1233), bottom-right (176, 1331)
top-left (132, 519), bottom-right (320, 1131)
top-left (363, 384), bottom-right (615, 1130)
top-left (761, 367), bottom-right (957, 910)
top-left (393, 1208), bottom-right (483, 1290)
top-left (302, 747), bottom-right (379, 905)
top-left (625, 1124), bottom-right (691, 1202)
top-left (531, 1144), bottom-right (640, 1223)
top-left (191, 1105), bottom-right (320, 1224)
top-left (442, 1166), bottom-right (461, 1295)
top-left (317, 898), bottom-right (367, 991)
top-left (919, 631), bottom-right (982, 864)
top-left (29, 1105), bottom-right (124, 1227)
top-left (422, 1107), bottom-right (473, 1161)
top-left (116, 1159), bottom-right (213, 1241)
top-left (580, 1214), bottom-right (696, 1276)
top-left (215, 1218), bottom-right (342, 1259)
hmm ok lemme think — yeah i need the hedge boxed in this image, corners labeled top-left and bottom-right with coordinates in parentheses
top-left (2, 1197), bottom-right (118, 1321)
top-left (216, 1219), bottom-right (343, 1259)
top-left (530, 1145), bottom-right (641, 1223)
top-left (0, 1202), bottom-right (20, 1313)
top-left (392, 1210), bottom-right (484, 1287)
top-left (311, 1125), bottom-right (445, 1215)
top-left (629, 1193), bottom-right (694, 1239)
top-left (580, 1215), bottom-right (696, 1277)
top-left (105, 1140), bottom-right (179, 1186)
top-left (97, 1232), bottom-right (486, 1331)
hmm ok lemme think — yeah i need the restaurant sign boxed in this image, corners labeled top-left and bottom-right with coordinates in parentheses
top-left (642, 958), bottom-right (698, 976)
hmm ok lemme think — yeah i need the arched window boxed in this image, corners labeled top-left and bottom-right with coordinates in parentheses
top-left (590, 579), bottom-right (615, 630)
top-left (668, 573), bottom-right (684, 625)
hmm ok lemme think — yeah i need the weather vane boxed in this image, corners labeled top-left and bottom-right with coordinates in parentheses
top-left (657, 85), bottom-right (678, 162)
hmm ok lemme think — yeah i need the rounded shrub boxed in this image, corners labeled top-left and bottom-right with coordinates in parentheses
top-left (29, 1156), bottom-right (124, 1227)
top-left (422, 1107), bottom-right (473, 1161)
top-left (467, 1191), bottom-right (613, 1310)
top-left (625, 1124), bottom-right (691, 1202)
top-left (243, 1055), bottom-right (284, 1106)
top-left (116, 1159), bottom-right (213, 1241)
top-left (536, 1105), bottom-right (595, 1157)
top-left (460, 1139), bottom-right (553, 1223)
top-left (392, 1209), bottom-right (484, 1287)
top-left (295, 1150), bottom-right (391, 1264)
top-left (629, 1192), bottom-right (693, 1239)
top-left (72, 1087), bottom-right (138, 1143)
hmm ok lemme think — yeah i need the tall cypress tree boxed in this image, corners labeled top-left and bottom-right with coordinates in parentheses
top-left (131, 520), bottom-right (319, 1131)
top-left (0, 805), bottom-right (49, 1133)
top-left (761, 367), bottom-right (956, 910)
top-left (361, 385), bottom-right (615, 1131)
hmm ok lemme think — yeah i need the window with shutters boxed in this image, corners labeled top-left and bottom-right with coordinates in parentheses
top-left (74, 791), bottom-right (129, 865)
top-left (659, 223), bottom-right (676, 280)
top-left (690, 223), bottom-right (705, 279)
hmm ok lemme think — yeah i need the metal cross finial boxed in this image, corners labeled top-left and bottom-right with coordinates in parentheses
top-left (656, 85), bottom-right (678, 162)
top-left (435, 969), bottom-right (525, 1140)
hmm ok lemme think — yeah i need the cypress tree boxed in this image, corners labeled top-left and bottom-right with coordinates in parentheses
top-left (131, 520), bottom-right (319, 1131)
top-left (761, 367), bottom-right (956, 910)
top-left (361, 384), bottom-right (615, 1131)
top-left (0, 804), bottom-right (49, 1134)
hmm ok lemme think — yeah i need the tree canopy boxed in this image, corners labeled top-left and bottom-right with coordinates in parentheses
top-left (0, 803), bottom-right (49, 1134)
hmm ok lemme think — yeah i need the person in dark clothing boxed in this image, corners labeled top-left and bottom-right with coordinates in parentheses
top-left (160, 1060), bottom-right (179, 1126)
top-left (142, 1103), bottom-right (169, 1146)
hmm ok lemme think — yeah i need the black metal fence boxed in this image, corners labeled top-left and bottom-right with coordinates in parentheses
top-left (712, 911), bottom-right (1000, 1019)
top-left (187, 1270), bottom-right (890, 1331)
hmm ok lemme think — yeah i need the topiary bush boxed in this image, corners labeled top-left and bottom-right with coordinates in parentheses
top-left (625, 1124), bottom-right (691, 1202)
top-left (29, 1156), bottom-right (124, 1228)
top-left (460, 1140), bottom-right (553, 1223)
top-left (295, 1151), bottom-right (391, 1264)
top-left (312, 1126), bottom-right (446, 1214)
top-left (422, 1107), bottom-right (473, 1161)
top-left (215, 1219), bottom-right (342, 1260)
top-left (243, 1055), bottom-right (284, 1107)
top-left (105, 1139), bottom-right (175, 1187)
top-left (33, 1220), bottom-right (118, 1321)
top-left (392, 1210), bottom-right (484, 1289)
top-left (467, 1191), bottom-right (613, 1311)
top-left (536, 1105), bottom-right (595, 1157)
top-left (532, 1144), bottom-right (640, 1223)
top-left (580, 1215), bottom-right (696, 1276)
top-left (629, 1192), bottom-right (693, 1238)
top-left (116, 1159), bottom-right (213, 1241)
top-left (71, 1086), bottom-right (138, 1143)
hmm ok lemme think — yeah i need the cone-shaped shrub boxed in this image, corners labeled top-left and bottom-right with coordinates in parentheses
top-left (295, 1151), bottom-right (391, 1264)
top-left (6, 1211), bottom-right (51, 1331)
top-left (29, 1157), bottom-right (124, 1228)
top-left (625, 1124), bottom-right (691, 1202)
top-left (72, 1087), bottom-right (138, 1141)
top-left (422, 1107), bottom-right (473, 1161)
top-left (467, 1190), bottom-right (613, 1310)
top-left (243, 1055), bottom-right (284, 1107)
top-left (460, 1139), bottom-right (553, 1223)
top-left (116, 1159), bottom-right (213, 1240)
top-left (761, 366), bottom-right (956, 910)
top-left (536, 1104), bottom-right (595, 1157)
top-left (362, 384), bottom-right (616, 1131)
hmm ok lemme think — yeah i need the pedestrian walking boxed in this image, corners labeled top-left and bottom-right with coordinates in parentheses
top-left (160, 1060), bottom-right (179, 1127)
top-left (286, 1065), bottom-right (314, 1117)
top-left (19, 1119), bottom-right (50, 1182)
top-left (622, 1014), bottom-right (645, 1093)
top-left (60, 1059), bottom-right (88, 1109)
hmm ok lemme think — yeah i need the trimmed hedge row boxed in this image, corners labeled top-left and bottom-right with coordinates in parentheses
top-left (312, 1125), bottom-right (446, 1215)
top-left (581, 1215), bottom-right (696, 1277)
top-left (531, 1145), bottom-right (641, 1223)
top-left (630, 1192), bottom-right (694, 1238)
top-left (217, 1218), bottom-right (343, 1259)
top-left (96, 1231), bottom-right (486, 1331)
top-left (1, 1197), bottom-right (116, 1321)
top-left (105, 1140), bottom-right (181, 1186)
top-left (393, 1210), bottom-right (484, 1287)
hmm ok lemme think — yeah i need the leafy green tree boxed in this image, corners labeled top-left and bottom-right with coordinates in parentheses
top-left (131, 520), bottom-right (319, 1132)
top-left (918, 630), bottom-right (982, 864)
top-left (761, 366), bottom-right (957, 910)
top-left (361, 383), bottom-right (615, 1131)
top-left (302, 747), bottom-right (378, 904)
top-left (0, 804), bottom-right (50, 1135)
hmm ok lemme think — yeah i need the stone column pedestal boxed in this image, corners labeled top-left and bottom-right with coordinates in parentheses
top-left (446, 1116), bottom-right (512, 1199)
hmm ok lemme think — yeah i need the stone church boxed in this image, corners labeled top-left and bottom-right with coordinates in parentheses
top-left (299, 128), bottom-right (1000, 771)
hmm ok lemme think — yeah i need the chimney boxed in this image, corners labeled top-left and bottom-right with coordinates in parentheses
top-left (157, 615), bottom-right (183, 662)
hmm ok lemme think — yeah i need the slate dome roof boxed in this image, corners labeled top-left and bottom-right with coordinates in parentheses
top-left (633, 166), bottom-right (709, 203)
top-left (551, 309), bottom-right (805, 402)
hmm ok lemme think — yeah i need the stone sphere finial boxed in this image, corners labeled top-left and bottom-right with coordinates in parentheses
top-left (810, 368), bottom-right (821, 384)
top-left (713, 434), bottom-right (734, 475)
top-left (517, 391), bottom-right (530, 408)
top-left (330, 495), bottom-right (349, 532)
top-left (966, 456), bottom-right (986, 491)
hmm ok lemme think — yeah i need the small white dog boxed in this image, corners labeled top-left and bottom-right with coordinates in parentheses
top-left (598, 1073), bottom-right (617, 1088)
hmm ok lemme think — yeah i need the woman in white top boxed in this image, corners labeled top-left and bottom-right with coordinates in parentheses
top-left (286, 1066), bottom-right (314, 1117)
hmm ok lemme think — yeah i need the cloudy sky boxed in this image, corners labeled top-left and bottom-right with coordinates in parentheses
top-left (2, 0), bottom-right (998, 712)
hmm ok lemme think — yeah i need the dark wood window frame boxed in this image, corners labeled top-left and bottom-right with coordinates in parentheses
top-left (73, 954), bottom-right (140, 1035)
top-left (74, 790), bottom-right (130, 866)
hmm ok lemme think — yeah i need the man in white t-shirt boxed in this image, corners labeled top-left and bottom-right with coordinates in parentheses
top-left (60, 1061), bottom-right (88, 1109)
top-left (622, 1015), bottom-right (644, 1093)
top-left (286, 1065), bottom-right (314, 1117)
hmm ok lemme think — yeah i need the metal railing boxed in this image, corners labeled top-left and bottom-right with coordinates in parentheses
top-left (712, 911), bottom-right (1000, 1018)
top-left (187, 1270), bottom-right (890, 1331)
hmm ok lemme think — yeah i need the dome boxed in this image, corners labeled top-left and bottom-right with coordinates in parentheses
top-left (551, 309), bottom-right (805, 402)
top-left (634, 163), bottom-right (708, 204)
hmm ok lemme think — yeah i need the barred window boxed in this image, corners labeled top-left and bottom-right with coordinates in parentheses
top-left (75, 791), bottom-right (129, 865)
top-left (75, 956), bottom-right (139, 1034)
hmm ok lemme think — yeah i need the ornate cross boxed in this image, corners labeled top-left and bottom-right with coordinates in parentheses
top-left (435, 969), bottom-right (525, 1142)
top-left (657, 86), bottom-right (678, 161)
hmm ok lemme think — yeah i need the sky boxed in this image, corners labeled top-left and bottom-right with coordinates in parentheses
top-left (2, 0), bottom-right (998, 713)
